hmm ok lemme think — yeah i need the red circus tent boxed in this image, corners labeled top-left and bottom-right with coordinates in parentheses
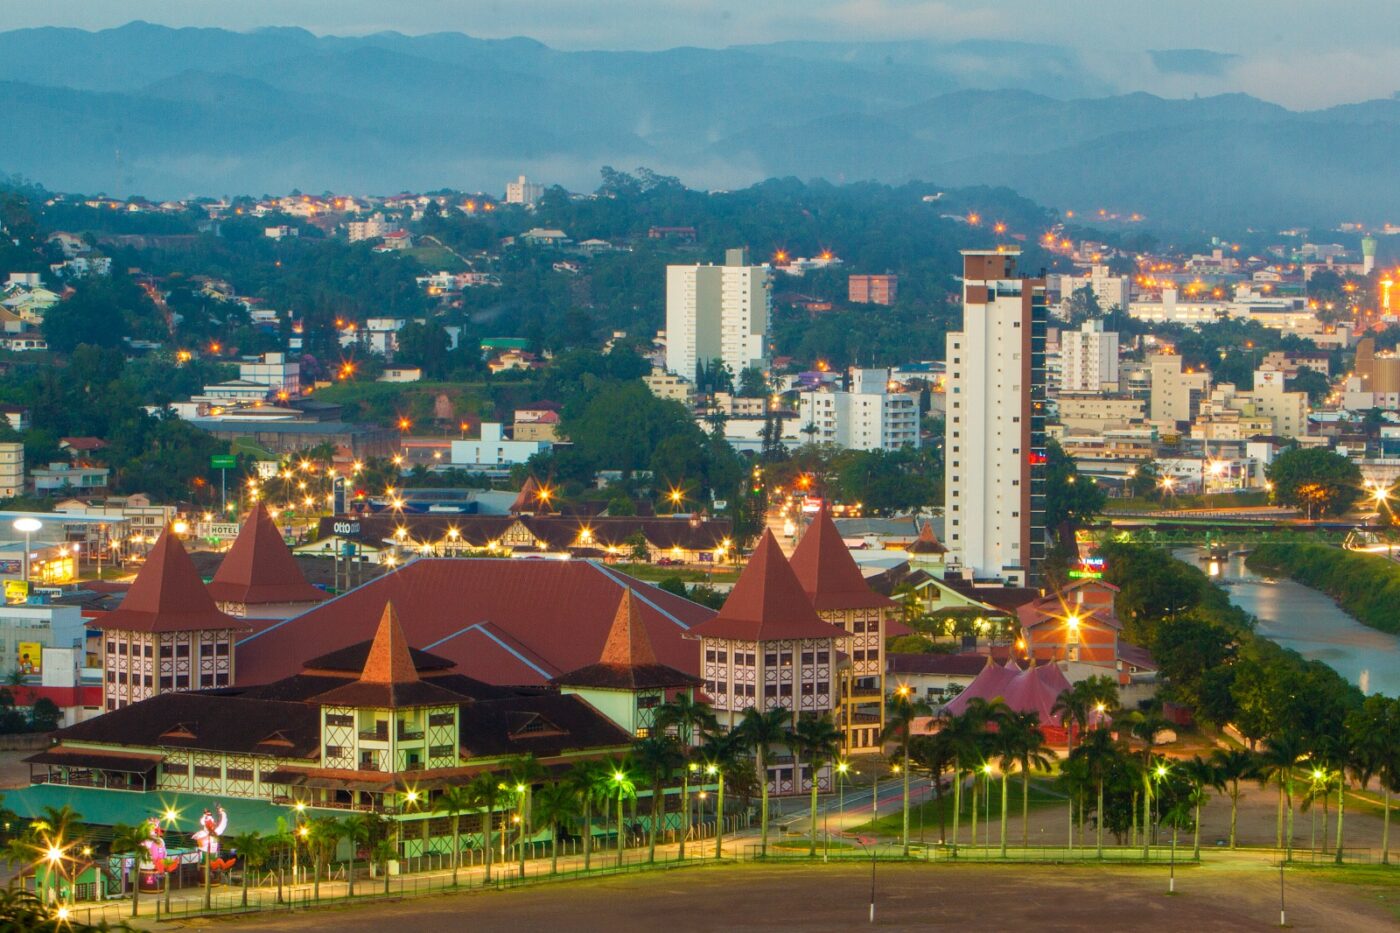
top-left (943, 658), bottom-right (1076, 742)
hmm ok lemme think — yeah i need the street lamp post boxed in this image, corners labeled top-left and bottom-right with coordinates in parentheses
top-left (13, 517), bottom-right (41, 585)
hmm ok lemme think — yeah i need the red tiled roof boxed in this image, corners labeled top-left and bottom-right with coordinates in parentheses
top-left (312, 602), bottom-right (465, 708)
top-left (207, 504), bottom-right (327, 607)
top-left (553, 589), bottom-right (699, 690)
top-left (509, 476), bottom-right (549, 514)
top-left (789, 506), bottom-right (897, 612)
top-left (236, 558), bottom-right (714, 686)
top-left (691, 531), bottom-right (849, 643)
top-left (93, 530), bottom-right (251, 634)
top-left (59, 436), bottom-right (107, 451)
top-left (906, 521), bottom-right (948, 555)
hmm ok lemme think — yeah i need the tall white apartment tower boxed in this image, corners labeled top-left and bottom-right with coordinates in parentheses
top-left (944, 249), bottom-right (1048, 587)
top-left (665, 247), bottom-right (771, 382)
top-left (1059, 319), bottom-right (1120, 392)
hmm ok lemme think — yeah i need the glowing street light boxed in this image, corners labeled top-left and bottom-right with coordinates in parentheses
top-left (13, 517), bottom-right (41, 582)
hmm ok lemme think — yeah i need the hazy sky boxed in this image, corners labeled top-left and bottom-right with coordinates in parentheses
top-left (4, 0), bottom-right (1399, 107)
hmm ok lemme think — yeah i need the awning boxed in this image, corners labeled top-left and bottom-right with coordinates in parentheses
top-left (25, 751), bottom-right (160, 775)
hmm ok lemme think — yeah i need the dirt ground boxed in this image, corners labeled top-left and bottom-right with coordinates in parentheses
top-left (202, 862), bottom-right (1398, 932)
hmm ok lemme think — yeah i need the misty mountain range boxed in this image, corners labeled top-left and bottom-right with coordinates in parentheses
top-left (2, 21), bottom-right (1398, 229)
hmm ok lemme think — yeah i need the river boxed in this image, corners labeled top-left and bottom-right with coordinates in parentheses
top-left (1174, 547), bottom-right (1400, 696)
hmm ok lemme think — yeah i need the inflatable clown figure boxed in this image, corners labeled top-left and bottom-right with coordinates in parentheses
top-left (138, 816), bottom-right (166, 869)
top-left (192, 805), bottom-right (228, 857)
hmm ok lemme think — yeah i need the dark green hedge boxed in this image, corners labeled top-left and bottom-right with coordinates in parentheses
top-left (1246, 543), bottom-right (1400, 635)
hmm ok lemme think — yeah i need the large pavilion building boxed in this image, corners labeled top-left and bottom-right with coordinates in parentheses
top-left (788, 505), bottom-right (896, 754)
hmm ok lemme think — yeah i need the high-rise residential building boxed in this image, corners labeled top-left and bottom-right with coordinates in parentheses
top-left (1149, 353), bottom-right (1210, 426)
top-left (1059, 319), bottom-right (1120, 393)
top-left (848, 274), bottom-right (898, 306)
top-left (665, 248), bottom-right (771, 382)
top-left (797, 368), bottom-right (920, 450)
top-left (0, 442), bottom-right (22, 498)
top-left (1059, 263), bottom-right (1130, 313)
top-left (505, 175), bottom-right (545, 206)
top-left (944, 249), bottom-right (1047, 587)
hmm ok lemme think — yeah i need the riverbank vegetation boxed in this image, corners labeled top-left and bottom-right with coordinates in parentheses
top-left (1246, 543), bottom-right (1400, 636)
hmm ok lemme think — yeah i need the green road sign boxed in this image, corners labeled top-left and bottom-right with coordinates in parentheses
top-left (210, 454), bottom-right (237, 469)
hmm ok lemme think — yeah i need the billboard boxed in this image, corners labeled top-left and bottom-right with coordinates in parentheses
top-left (17, 641), bottom-right (41, 675)
top-left (4, 580), bottom-right (29, 604)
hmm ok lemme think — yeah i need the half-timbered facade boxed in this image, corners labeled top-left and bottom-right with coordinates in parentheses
top-left (789, 506), bottom-right (898, 753)
top-left (94, 530), bottom-right (250, 711)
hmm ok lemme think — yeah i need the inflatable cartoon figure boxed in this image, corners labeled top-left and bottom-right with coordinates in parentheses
top-left (193, 805), bottom-right (237, 872)
top-left (139, 815), bottom-right (180, 876)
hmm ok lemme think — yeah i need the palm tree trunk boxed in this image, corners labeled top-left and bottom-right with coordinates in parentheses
top-left (242, 863), bottom-right (249, 907)
top-left (951, 768), bottom-right (962, 858)
top-left (1193, 798), bottom-right (1201, 860)
top-left (970, 776), bottom-right (978, 850)
top-left (551, 822), bottom-right (559, 875)
top-left (999, 770), bottom-right (1009, 857)
top-left (1021, 759), bottom-right (1030, 847)
top-left (679, 772), bottom-right (690, 861)
top-left (1285, 779), bottom-right (1295, 862)
top-left (1382, 785), bottom-right (1391, 866)
top-left (902, 737), bottom-right (912, 856)
top-left (582, 799), bottom-right (592, 871)
top-left (451, 815), bottom-right (460, 886)
top-left (759, 748), bottom-right (770, 856)
top-left (1096, 778), bottom-right (1104, 859)
top-left (1230, 784), bottom-right (1239, 849)
top-left (649, 781), bottom-right (661, 863)
top-left (1142, 773), bottom-right (1151, 858)
top-left (616, 791), bottom-right (625, 867)
top-left (1131, 789), bottom-right (1138, 847)
top-left (715, 774), bottom-right (726, 859)
top-left (1334, 780), bottom-right (1346, 865)
top-left (131, 869), bottom-right (140, 918)
top-left (313, 856), bottom-right (321, 902)
top-left (808, 758), bottom-right (819, 857)
top-left (484, 806), bottom-right (494, 880)
top-left (1275, 783), bottom-right (1284, 850)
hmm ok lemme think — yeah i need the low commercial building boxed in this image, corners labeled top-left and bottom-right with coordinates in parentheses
top-left (1056, 393), bottom-right (1145, 433)
top-left (449, 422), bottom-right (550, 468)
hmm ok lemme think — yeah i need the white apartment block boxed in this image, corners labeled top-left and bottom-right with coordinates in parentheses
top-left (0, 442), bottom-right (22, 499)
top-left (944, 250), bottom-right (1048, 587)
top-left (1059, 264), bottom-right (1130, 313)
top-left (1149, 354), bottom-right (1210, 425)
top-left (238, 352), bottom-right (300, 396)
top-left (798, 368), bottom-right (920, 451)
top-left (665, 248), bottom-right (770, 381)
top-left (505, 175), bottom-right (545, 206)
top-left (1059, 319), bottom-right (1120, 393)
top-left (347, 213), bottom-right (393, 242)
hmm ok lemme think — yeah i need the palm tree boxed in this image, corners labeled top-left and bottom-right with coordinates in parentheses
top-left (565, 760), bottom-right (611, 871)
top-left (938, 706), bottom-right (989, 856)
top-left (653, 695), bottom-right (717, 861)
top-left (466, 772), bottom-right (507, 881)
top-left (1209, 747), bottom-right (1258, 848)
top-left (737, 706), bottom-right (791, 856)
top-left (1052, 686), bottom-right (1090, 759)
top-left (700, 729), bottom-right (744, 859)
top-left (108, 822), bottom-right (150, 917)
top-left (1259, 731), bottom-right (1306, 861)
top-left (305, 816), bottom-right (340, 901)
top-left (506, 755), bottom-right (546, 877)
top-left (1180, 755), bottom-right (1222, 860)
top-left (531, 782), bottom-right (578, 875)
top-left (787, 714), bottom-right (843, 857)
top-left (1071, 726), bottom-right (1124, 858)
top-left (1127, 709), bottom-right (1170, 855)
top-left (908, 732), bottom-right (956, 845)
top-left (1345, 695), bottom-right (1400, 865)
top-left (606, 758), bottom-right (637, 867)
top-left (436, 785), bottom-right (475, 885)
top-left (884, 687), bottom-right (935, 856)
top-left (341, 812), bottom-right (384, 896)
top-left (1002, 710), bottom-right (1054, 848)
top-left (633, 736), bottom-right (685, 863)
top-left (224, 830), bottom-right (267, 908)
top-left (30, 805), bottom-right (83, 905)
top-left (1331, 737), bottom-right (1360, 865)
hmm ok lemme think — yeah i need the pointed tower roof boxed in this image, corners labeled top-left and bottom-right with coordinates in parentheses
top-left (314, 603), bottom-right (466, 708)
top-left (509, 476), bottom-right (550, 515)
top-left (692, 530), bottom-right (849, 642)
top-left (906, 520), bottom-right (948, 555)
top-left (789, 506), bottom-right (898, 611)
top-left (553, 589), bottom-right (698, 690)
top-left (206, 504), bottom-right (327, 607)
top-left (94, 529), bottom-right (251, 634)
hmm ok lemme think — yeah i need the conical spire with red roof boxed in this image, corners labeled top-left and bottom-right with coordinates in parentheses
top-left (693, 530), bottom-right (848, 642)
top-left (553, 588), bottom-right (698, 690)
top-left (206, 504), bottom-right (326, 607)
top-left (95, 528), bottom-right (250, 634)
top-left (598, 588), bottom-right (657, 666)
top-left (789, 505), bottom-right (897, 611)
top-left (313, 601), bottom-right (465, 708)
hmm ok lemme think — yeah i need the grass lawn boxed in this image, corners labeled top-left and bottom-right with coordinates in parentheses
top-left (613, 563), bottom-right (741, 584)
top-left (851, 775), bottom-right (1063, 836)
top-left (403, 245), bottom-right (467, 270)
top-left (1106, 490), bottom-right (1271, 511)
